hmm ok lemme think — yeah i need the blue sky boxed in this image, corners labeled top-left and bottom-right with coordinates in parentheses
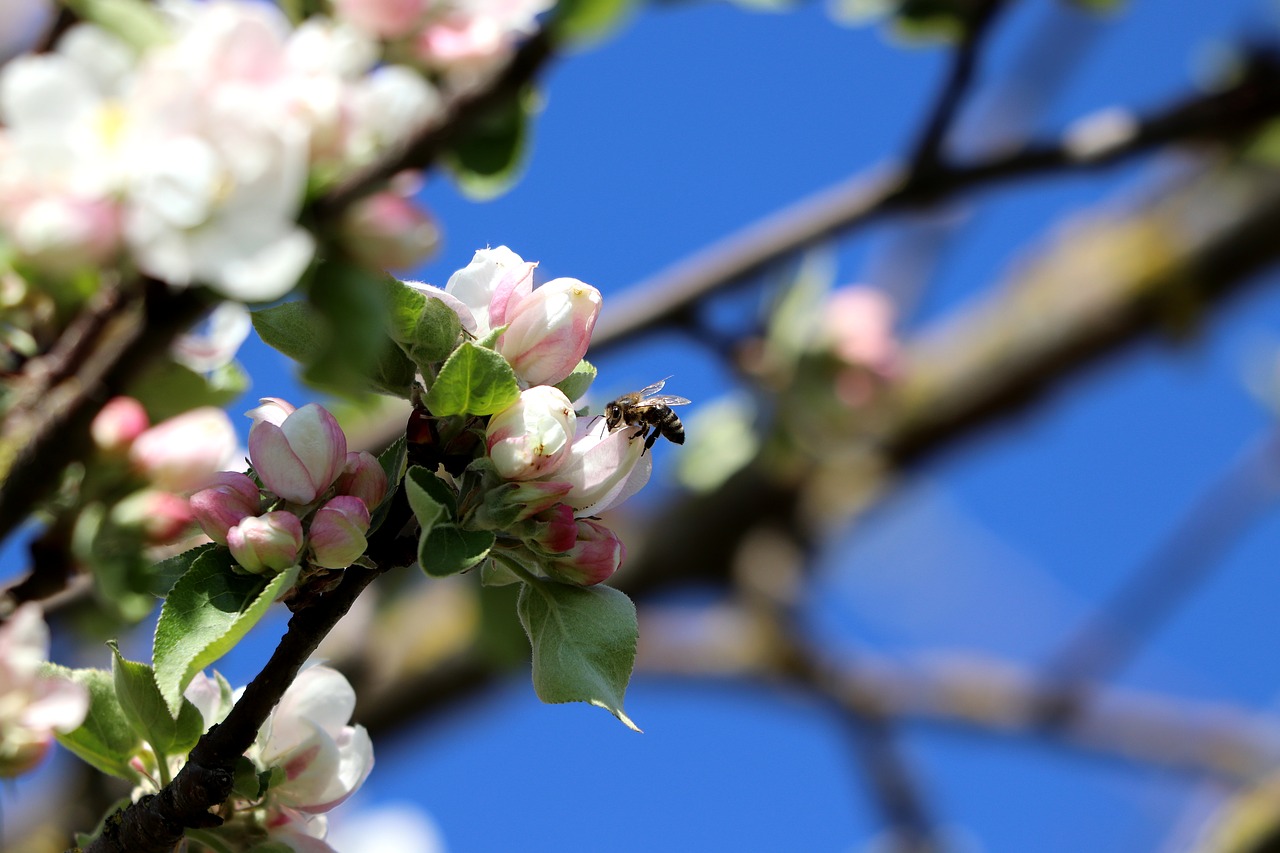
top-left (9, 0), bottom-right (1280, 850)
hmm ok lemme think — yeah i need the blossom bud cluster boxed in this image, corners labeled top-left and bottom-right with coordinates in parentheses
top-left (0, 0), bottom-right (441, 300)
top-left (89, 398), bottom-right (240, 544)
top-left (191, 399), bottom-right (388, 574)
top-left (415, 248), bottom-right (650, 586)
top-left (131, 665), bottom-right (371, 851)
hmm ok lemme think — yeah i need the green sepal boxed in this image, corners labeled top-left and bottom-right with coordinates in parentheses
top-left (554, 359), bottom-right (597, 403)
top-left (516, 577), bottom-right (640, 731)
top-left (152, 548), bottom-right (299, 717)
top-left (109, 643), bottom-right (204, 757)
top-left (424, 341), bottom-right (520, 417)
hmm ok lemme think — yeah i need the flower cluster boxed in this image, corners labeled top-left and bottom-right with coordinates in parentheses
top-left (0, 605), bottom-right (89, 777)
top-left (414, 247), bottom-right (649, 586)
top-left (334, 0), bottom-right (552, 85)
top-left (818, 285), bottom-right (899, 408)
top-left (192, 399), bottom-right (388, 574)
top-left (134, 665), bottom-right (371, 852)
top-left (90, 398), bottom-right (239, 544)
top-left (0, 0), bottom-right (439, 300)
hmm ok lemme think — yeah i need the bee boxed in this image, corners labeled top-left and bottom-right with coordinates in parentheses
top-left (604, 377), bottom-right (691, 452)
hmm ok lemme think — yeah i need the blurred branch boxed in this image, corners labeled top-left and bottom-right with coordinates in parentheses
top-left (1036, 429), bottom-right (1280, 723)
top-left (0, 281), bottom-right (210, 548)
top-left (591, 52), bottom-right (1280, 350)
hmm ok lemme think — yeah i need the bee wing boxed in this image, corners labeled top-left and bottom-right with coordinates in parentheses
top-left (640, 395), bottom-right (691, 407)
top-left (636, 376), bottom-right (673, 398)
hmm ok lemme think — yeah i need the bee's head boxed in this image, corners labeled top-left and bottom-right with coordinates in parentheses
top-left (605, 402), bottom-right (621, 427)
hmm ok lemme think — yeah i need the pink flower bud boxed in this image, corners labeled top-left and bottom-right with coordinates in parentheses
top-left (249, 403), bottom-right (348, 504)
top-left (520, 503), bottom-right (577, 554)
top-left (497, 278), bottom-right (601, 387)
top-left (333, 0), bottom-right (426, 39)
top-left (111, 489), bottom-right (194, 544)
top-left (190, 472), bottom-right (262, 545)
top-left (486, 386), bottom-right (576, 481)
top-left (545, 519), bottom-right (625, 586)
top-left (90, 397), bottom-right (149, 453)
top-left (446, 246), bottom-right (535, 336)
top-left (308, 496), bottom-right (371, 569)
top-left (553, 420), bottom-right (651, 517)
top-left (228, 511), bottom-right (304, 574)
top-left (822, 286), bottom-right (899, 374)
top-left (340, 189), bottom-right (438, 271)
top-left (129, 407), bottom-right (238, 493)
top-left (334, 451), bottom-right (388, 509)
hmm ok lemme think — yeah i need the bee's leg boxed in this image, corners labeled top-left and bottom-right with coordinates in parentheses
top-left (643, 429), bottom-right (659, 452)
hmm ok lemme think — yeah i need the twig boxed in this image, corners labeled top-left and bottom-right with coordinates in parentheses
top-left (591, 51), bottom-right (1280, 350)
top-left (907, 0), bottom-right (1006, 173)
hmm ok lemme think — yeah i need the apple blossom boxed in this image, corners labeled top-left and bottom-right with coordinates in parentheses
top-left (409, 245), bottom-right (535, 337)
top-left (129, 406), bottom-right (239, 493)
top-left (550, 419), bottom-right (652, 517)
top-left (545, 519), bottom-right (626, 586)
top-left (497, 277), bottom-right (601, 387)
top-left (821, 285), bottom-right (898, 374)
top-left (253, 665), bottom-right (373, 814)
top-left (334, 0), bottom-right (428, 41)
top-left (486, 385), bottom-right (576, 481)
top-left (247, 396), bottom-right (297, 427)
top-left (90, 396), bottom-right (149, 453)
top-left (190, 472), bottom-right (263, 545)
top-left (335, 451), bottom-right (389, 509)
top-left (249, 402), bottom-right (348, 504)
top-left (0, 605), bottom-right (89, 777)
top-left (171, 301), bottom-right (252, 374)
top-left (228, 511), bottom-right (305, 574)
top-left (309, 496), bottom-right (372, 569)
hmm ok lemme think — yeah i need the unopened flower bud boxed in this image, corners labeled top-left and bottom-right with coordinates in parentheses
top-left (248, 402), bottom-right (348, 504)
top-left (486, 386), bottom-right (576, 481)
top-left (545, 519), bottom-right (625, 586)
top-left (190, 472), bottom-right (262, 545)
top-left (308, 496), bottom-right (371, 569)
top-left (334, 451), bottom-right (388, 509)
top-left (473, 479), bottom-right (572, 529)
top-left (228, 511), bottom-right (304, 574)
top-left (245, 397), bottom-right (296, 427)
top-left (340, 189), bottom-right (438, 270)
top-left (497, 278), bottom-right (601, 387)
top-left (519, 503), bottom-right (577, 554)
top-left (130, 407), bottom-right (238, 493)
top-left (91, 397), bottom-right (149, 453)
top-left (111, 489), bottom-right (194, 544)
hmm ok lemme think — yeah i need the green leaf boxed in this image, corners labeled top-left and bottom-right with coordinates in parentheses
top-left (153, 549), bottom-right (298, 717)
top-left (45, 666), bottom-right (142, 781)
top-left (383, 278), bottom-right (463, 367)
top-left (252, 301), bottom-right (328, 365)
top-left (516, 578), bottom-right (640, 731)
top-left (419, 524), bottom-right (495, 577)
top-left (308, 262), bottom-right (415, 398)
top-left (110, 643), bottom-right (204, 757)
top-left (369, 435), bottom-right (408, 534)
top-left (151, 542), bottom-right (218, 598)
top-left (62, 0), bottom-right (169, 51)
top-left (127, 358), bottom-right (248, 422)
top-left (554, 359), bottom-right (597, 403)
top-left (480, 558), bottom-right (521, 587)
top-left (405, 464), bottom-right (451, 540)
top-left (443, 87), bottom-right (535, 200)
top-left (424, 341), bottom-right (520, 416)
top-left (550, 0), bottom-right (637, 43)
